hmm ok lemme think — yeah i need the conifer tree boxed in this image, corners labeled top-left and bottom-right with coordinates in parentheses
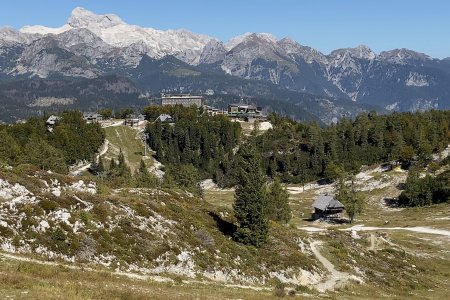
top-left (135, 159), bottom-right (158, 188)
top-left (233, 143), bottom-right (269, 247)
top-left (335, 175), bottom-right (364, 223)
top-left (117, 149), bottom-right (131, 177)
top-left (109, 158), bottom-right (116, 171)
top-left (98, 157), bottom-right (105, 174)
top-left (24, 136), bottom-right (67, 173)
top-left (267, 177), bottom-right (291, 224)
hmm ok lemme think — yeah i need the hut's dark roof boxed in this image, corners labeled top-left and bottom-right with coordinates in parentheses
top-left (312, 195), bottom-right (345, 211)
top-left (155, 114), bottom-right (173, 122)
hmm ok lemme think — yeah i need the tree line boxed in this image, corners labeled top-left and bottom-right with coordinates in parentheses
top-left (144, 105), bottom-right (241, 180)
top-left (399, 168), bottom-right (450, 207)
top-left (254, 110), bottom-right (450, 185)
top-left (0, 111), bottom-right (104, 173)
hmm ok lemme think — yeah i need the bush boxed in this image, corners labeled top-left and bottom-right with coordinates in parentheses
top-left (273, 282), bottom-right (286, 297)
top-left (39, 199), bottom-right (59, 212)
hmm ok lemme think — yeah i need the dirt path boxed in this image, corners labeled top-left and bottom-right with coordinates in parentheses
top-left (69, 139), bottom-right (109, 176)
top-left (0, 252), bottom-right (270, 292)
top-left (368, 234), bottom-right (376, 251)
top-left (309, 240), bottom-right (360, 292)
top-left (345, 225), bottom-right (450, 237)
top-left (299, 225), bottom-right (450, 237)
top-left (101, 120), bottom-right (124, 128)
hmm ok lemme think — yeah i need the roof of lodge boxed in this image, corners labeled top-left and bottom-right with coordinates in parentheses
top-left (312, 195), bottom-right (345, 211)
top-left (155, 114), bottom-right (173, 122)
top-left (229, 103), bottom-right (258, 109)
top-left (161, 94), bottom-right (202, 99)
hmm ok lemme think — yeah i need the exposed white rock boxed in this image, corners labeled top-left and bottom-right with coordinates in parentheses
top-left (37, 220), bottom-right (50, 232)
top-left (20, 7), bottom-right (215, 65)
top-left (28, 97), bottom-right (76, 107)
top-left (385, 102), bottom-right (399, 111)
top-left (405, 72), bottom-right (429, 87)
top-left (0, 179), bottom-right (37, 208)
top-left (69, 180), bottom-right (97, 194)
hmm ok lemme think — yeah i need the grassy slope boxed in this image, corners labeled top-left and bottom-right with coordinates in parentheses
top-left (0, 166), bottom-right (318, 299)
top-left (0, 257), bottom-right (278, 300)
top-left (103, 124), bottom-right (154, 173)
top-left (203, 166), bottom-right (450, 299)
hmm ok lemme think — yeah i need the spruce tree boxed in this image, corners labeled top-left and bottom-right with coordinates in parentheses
top-left (233, 143), bottom-right (269, 247)
top-left (135, 159), bottom-right (158, 188)
top-left (335, 175), bottom-right (364, 223)
top-left (117, 149), bottom-right (131, 177)
top-left (267, 177), bottom-right (291, 224)
top-left (98, 157), bottom-right (105, 174)
top-left (109, 158), bottom-right (116, 171)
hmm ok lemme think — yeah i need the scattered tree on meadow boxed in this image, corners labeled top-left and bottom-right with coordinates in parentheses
top-left (428, 161), bottom-right (440, 175)
top-left (135, 159), bottom-right (159, 188)
top-left (164, 163), bottom-right (202, 196)
top-left (267, 177), bottom-right (291, 224)
top-left (233, 144), bottom-right (269, 247)
top-left (335, 175), bottom-right (364, 223)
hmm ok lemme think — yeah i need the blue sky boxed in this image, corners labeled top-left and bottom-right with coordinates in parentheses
top-left (1, 0), bottom-right (449, 58)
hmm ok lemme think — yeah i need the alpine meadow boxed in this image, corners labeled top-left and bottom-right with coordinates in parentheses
top-left (1, 3), bottom-right (450, 299)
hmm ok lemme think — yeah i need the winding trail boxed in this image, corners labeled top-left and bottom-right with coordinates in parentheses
top-left (309, 241), bottom-right (361, 292)
top-left (69, 139), bottom-right (109, 176)
top-left (344, 225), bottom-right (450, 237)
top-left (299, 225), bottom-right (450, 237)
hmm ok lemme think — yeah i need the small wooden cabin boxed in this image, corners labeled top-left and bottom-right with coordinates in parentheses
top-left (312, 194), bottom-right (345, 220)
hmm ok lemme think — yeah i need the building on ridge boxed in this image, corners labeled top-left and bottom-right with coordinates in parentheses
top-left (161, 94), bottom-right (202, 107)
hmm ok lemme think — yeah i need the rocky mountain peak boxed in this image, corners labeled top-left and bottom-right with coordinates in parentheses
top-left (68, 7), bottom-right (125, 28)
top-left (0, 27), bottom-right (24, 44)
top-left (199, 39), bottom-right (227, 64)
top-left (277, 37), bottom-right (301, 52)
top-left (56, 28), bottom-right (105, 47)
top-left (226, 33), bottom-right (278, 51)
top-left (330, 45), bottom-right (376, 60)
top-left (277, 38), bottom-right (328, 64)
top-left (379, 48), bottom-right (431, 64)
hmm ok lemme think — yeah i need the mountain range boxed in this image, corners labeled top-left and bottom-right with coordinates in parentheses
top-left (1, 7), bottom-right (449, 123)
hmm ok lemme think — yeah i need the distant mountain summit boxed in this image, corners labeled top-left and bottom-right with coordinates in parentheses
top-left (0, 7), bottom-right (449, 122)
top-left (19, 7), bottom-right (215, 64)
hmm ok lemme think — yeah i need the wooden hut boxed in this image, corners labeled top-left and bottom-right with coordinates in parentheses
top-left (312, 194), bottom-right (345, 220)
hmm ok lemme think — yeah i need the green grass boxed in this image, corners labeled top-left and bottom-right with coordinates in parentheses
top-left (103, 125), bottom-right (154, 172)
top-left (0, 257), bottom-right (284, 300)
top-left (203, 168), bottom-right (450, 299)
top-left (203, 189), bottom-right (235, 209)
